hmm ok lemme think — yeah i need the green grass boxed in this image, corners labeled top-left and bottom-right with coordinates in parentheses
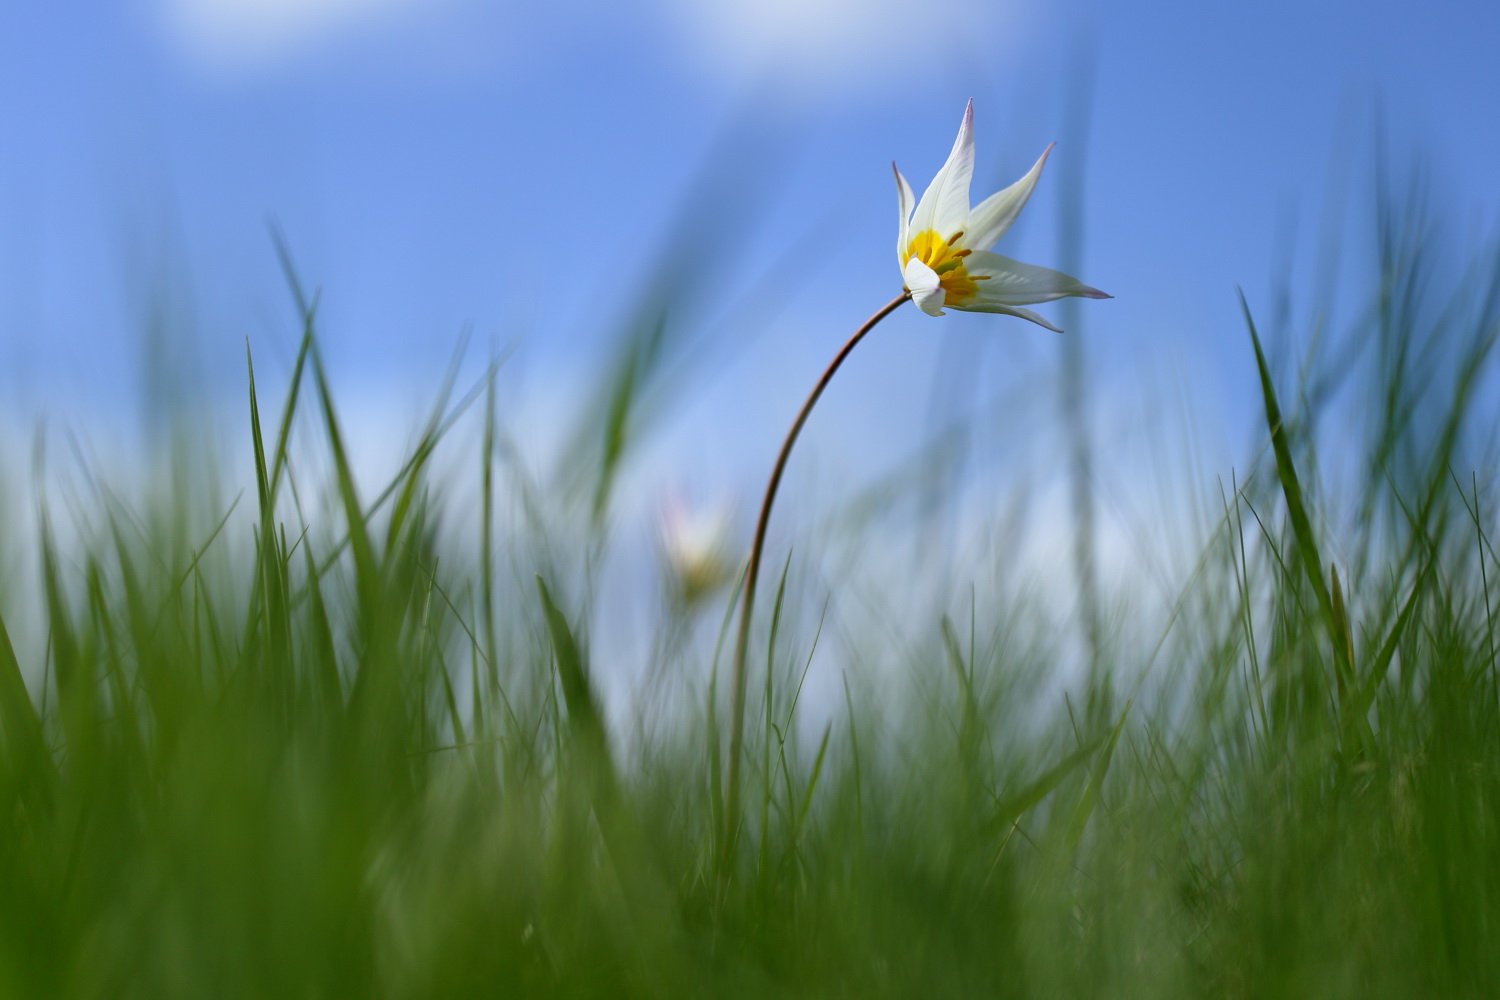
top-left (2, 196), bottom-right (1499, 998)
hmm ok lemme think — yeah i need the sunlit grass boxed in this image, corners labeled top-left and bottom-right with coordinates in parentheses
top-left (2, 181), bottom-right (1498, 998)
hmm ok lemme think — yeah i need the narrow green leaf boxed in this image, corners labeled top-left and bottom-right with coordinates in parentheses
top-left (301, 544), bottom-right (343, 714)
top-left (535, 576), bottom-right (613, 784)
top-left (309, 348), bottom-right (380, 611)
top-left (0, 612), bottom-right (53, 804)
top-left (1065, 701), bottom-right (1131, 853)
top-left (983, 737), bottom-right (1101, 838)
top-left (790, 721), bottom-right (832, 850)
top-left (1241, 292), bottom-right (1354, 700)
top-left (1349, 556), bottom-right (1433, 725)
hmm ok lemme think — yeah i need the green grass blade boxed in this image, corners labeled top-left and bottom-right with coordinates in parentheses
top-left (309, 348), bottom-right (380, 612)
top-left (246, 343), bottom-right (294, 708)
top-left (1064, 701), bottom-right (1130, 854)
top-left (1348, 554), bottom-right (1433, 726)
top-left (788, 721), bottom-right (832, 860)
top-left (1240, 292), bottom-right (1355, 706)
top-left (535, 576), bottom-right (613, 786)
top-left (983, 737), bottom-right (1101, 838)
top-left (0, 612), bottom-right (53, 808)
top-left (300, 544), bottom-right (344, 715)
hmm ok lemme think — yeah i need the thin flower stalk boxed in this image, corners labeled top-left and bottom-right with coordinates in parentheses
top-left (720, 291), bottom-right (909, 877)
top-left (719, 99), bottom-right (1108, 880)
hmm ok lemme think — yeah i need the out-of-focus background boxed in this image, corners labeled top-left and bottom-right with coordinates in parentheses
top-left (8, 0), bottom-right (1498, 425)
top-left (7, 8), bottom-right (1500, 993)
top-left (3, 0), bottom-right (1499, 696)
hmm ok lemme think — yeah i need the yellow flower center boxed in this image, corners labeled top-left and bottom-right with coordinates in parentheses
top-left (904, 229), bottom-right (985, 305)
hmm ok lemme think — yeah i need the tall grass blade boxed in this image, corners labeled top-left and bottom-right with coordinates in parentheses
top-left (1064, 702), bottom-right (1129, 855)
top-left (983, 738), bottom-right (1102, 838)
top-left (535, 576), bottom-right (614, 789)
top-left (0, 613), bottom-right (52, 808)
top-left (1240, 292), bottom-right (1356, 711)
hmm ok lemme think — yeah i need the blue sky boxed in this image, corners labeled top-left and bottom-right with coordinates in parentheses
top-left (3, 0), bottom-right (1499, 505)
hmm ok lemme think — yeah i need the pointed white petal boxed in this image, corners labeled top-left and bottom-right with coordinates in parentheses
top-left (894, 162), bottom-right (915, 267)
top-left (964, 143), bottom-right (1053, 251)
top-left (903, 257), bottom-right (946, 316)
top-left (966, 303), bottom-right (1065, 332)
top-left (909, 99), bottom-right (975, 241)
top-left (964, 251), bottom-right (1111, 306)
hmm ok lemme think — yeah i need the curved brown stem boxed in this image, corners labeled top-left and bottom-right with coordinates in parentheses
top-left (719, 291), bottom-right (909, 880)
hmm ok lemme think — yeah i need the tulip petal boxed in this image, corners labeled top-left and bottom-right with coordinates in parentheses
top-left (968, 303), bottom-right (1065, 333)
top-left (964, 251), bottom-right (1111, 306)
top-left (894, 163), bottom-right (915, 267)
top-left (903, 257), bottom-right (946, 316)
top-left (964, 143), bottom-right (1053, 251)
top-left (909, 99), bottom-right (974, 242)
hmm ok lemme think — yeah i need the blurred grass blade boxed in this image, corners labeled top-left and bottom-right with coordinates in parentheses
top-left (941, 616), bottom-right (982, 771)
top-left (759, 552), bottom-right (794, 868)
top-left (1349, 554), bottom-right (1433, 725)
top-left (788, 721), bottom-right (832, 856)
top-left (1330, 567), bottom-right (1354, 701)
top-left (246, 342), bottom-right (293, 692)
top-left (387, 334), bottom-right (468, 554)
top-left (0, 612), bottom-right (53, 807)
top-left (301, 544), bottom-right (344, 715)
top-left (705, 566), bottom-right (746, 855)
top-left (1240, 292), bottom-right (1355, 704)
top-left (39, 520), bottom-right (92, 763)
top-left (0, 615), bottom-right (41, 749)
top-left (267, 306), bottom-right (316, 501)
top-left (1065, 701), bottom-right (1130, 854)
top-left (591, 314), bottom-right (665, 526)
top-left (309, 347), bottom-right (380, 611)
top-left (535, 576), bottom-right (614, 789)
top-left (983, 737), bottom-right (1102, 838)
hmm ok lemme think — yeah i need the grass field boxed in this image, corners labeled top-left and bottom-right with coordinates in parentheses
top-left (2, 186), bottom-right (1499, 997)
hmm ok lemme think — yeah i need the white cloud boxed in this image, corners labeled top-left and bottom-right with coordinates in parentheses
top-left (157, 0), bottom-right (439, 72)
top-left (155, 0), bottom-right (1031, 91)
top-left (658, 0), bottom-right (1028, 99)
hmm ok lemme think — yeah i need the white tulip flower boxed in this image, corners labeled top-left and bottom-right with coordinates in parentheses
top-left (895, 100), bottom-right (1110, 329)
top-left (660, 498), bottom-right (734, 605)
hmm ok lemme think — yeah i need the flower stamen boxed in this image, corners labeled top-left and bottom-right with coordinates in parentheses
top-left (905, 228), bottom-right (982, 307)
